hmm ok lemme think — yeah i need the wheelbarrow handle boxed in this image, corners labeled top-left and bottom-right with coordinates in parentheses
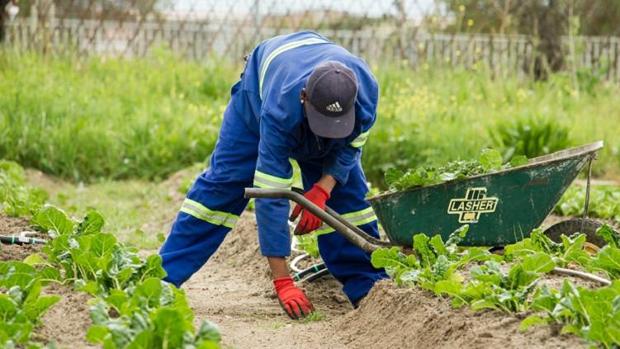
top-left (244, 188), bottom-right (393, 253)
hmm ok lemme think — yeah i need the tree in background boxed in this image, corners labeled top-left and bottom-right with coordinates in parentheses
top-left (575, 0), bottom-right (620, 36)
top-left (0, 0), bottom-right (13, 42)
top-left (439, 0), bottom-right (620, 79)
top-left (15, 0), bottom-right (172, 20)
top-left (442, 0), bottom-right (620, 36)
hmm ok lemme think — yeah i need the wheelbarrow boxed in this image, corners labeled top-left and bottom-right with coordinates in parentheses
top-left (245, 141), bottom-right (610, 284)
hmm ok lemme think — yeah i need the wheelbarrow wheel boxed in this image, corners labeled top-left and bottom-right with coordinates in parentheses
top-left (543, 218), bottom-right (615, 247)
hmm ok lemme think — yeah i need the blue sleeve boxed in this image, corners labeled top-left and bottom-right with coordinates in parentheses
top-left (323, 145), bottom-right (361, 185)
top-left (253, 109), bottom-right (294, 257)
top-left (323, 65), bottom-right (378, 185)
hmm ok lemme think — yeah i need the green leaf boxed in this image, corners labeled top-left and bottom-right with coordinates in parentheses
top-left (39, 266), bottom-right (61, 282)
top-left (133, 278), bottom-right (164, 308)
top-left (470, 299), bottom-right (498, 311)
top-left (479, 148), bottom-right (503, 171)
top-left (0, 261), bottom-right (37, 289)
top-left (445, 225), bottom-right (469, 247)
top-left (196, 320), bottom-right (221, 344)
top-left (596, 224), bottom-right (620, 248)
top-left (384, 168), bottom-right (404, 188)
top-left (560, 234), bottom-right (590, 267)
top-left (150, 307), bottom-right (189, 348)
top-left (22, 253), bottom-right (48, 266)
top-left (429, 235), bottom-right (448, 256)
top-left (105, 290), bottom-right (130, 314)
top-left (77, 210), bottom-right (105, 236)
top-left (519, 315), bottom-right (549, 332)
top-left (371, 247), bottom-right (406, 269)
top-left (521, 252), bottom-right (555, 274)
top-left (141, 255), bottom-right (167, 280)
top-left (126, 330), bottom-right (154, 349)
top-left (0, 294), bottom-right (18, 319)
top-left (79, 280), bottom-right (102, 296)
top-left (413, 234), bottom-right (436, 267)
top-left (91, 233), bottom-right (118, 259)
top-left (510, 155), bottom-right (529, 167)
top-left (434, 279), bottom-right (463, 298)
top-left (32, 205), bottom-right (74, 236)
top-left (24, 294), bottom-right (61, 321)
top-left (86, 325), bottom-right (110, 344)
top-left (592, 246), bottom-right (620, 279)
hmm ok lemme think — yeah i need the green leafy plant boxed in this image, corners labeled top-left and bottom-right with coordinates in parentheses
top-left (489, 115), bottom-right (571, 161)
top-left (0, 262), bottom-right (62, 348)
top-left (524, 280), bottom-right (620, 348)
top-left (384, 149), bottom-right (520, 191)
top-left (0, 160), bottom-right (48, 217)
top-left (555, 185), bottom-right (620, 222)
top-left (372, 224), bottom-right (620, 348)
top-left (0, 161), bottom-right (221, 348)
top-left (32, 206), bottom-right (166, 294)
top-left (87, 278), bottom-right (220, 349)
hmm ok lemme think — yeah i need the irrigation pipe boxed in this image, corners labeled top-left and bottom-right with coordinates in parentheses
top-left (290, 254), bottom-right (309, 273)
top-left (303, 268), bottom-right (330, 283)
top-left (552, 267), bottom-right (611, 286)
top-left (0, 234), bottom-right (47, 245)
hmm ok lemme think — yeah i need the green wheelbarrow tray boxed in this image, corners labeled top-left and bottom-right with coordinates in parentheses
top-left (368, 141), bottom-right (604, 247)
top-left (244, 141), bottom-right (603, 252)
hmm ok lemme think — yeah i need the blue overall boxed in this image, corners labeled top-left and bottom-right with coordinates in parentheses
top-left (159, 31), bottom-right (387, 304)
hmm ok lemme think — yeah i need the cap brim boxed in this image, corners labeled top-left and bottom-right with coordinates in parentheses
top-left (305, 102), bottom-right (355, 139)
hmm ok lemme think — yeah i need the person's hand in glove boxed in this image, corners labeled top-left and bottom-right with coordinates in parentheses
top-left (290, 183), bottom-right (330, 235)
top-left (273, 276), bottom-right (314, 319)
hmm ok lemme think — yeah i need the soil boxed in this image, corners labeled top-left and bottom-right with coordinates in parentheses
top-left (337, 280), bottom-right (587, 349)
top-left (0, 214), bottom-right (43, 261)
top-left (185, 213), bottom-right (352, 349)
top-left (35, 284), bottom-right (95, 349)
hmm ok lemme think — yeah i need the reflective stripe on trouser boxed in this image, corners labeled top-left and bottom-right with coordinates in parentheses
top-left (180, 198), bottom-right (239, 229)
top-left (313, 206), bottom-right (377, 235)
top-left (297, 160), bottom-right (388, 304)
top-left (253, 170), bottom-right (293, 189)
top-left (159, 97), bottom-right (259, 287)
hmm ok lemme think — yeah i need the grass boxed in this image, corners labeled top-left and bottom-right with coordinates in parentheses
top-left (2, 49), bottom-right (619, 188)
top-left (0, 48), bottom-right (230, 182)
top-left (366, 63), bottom-right (620, 186)
top-left (26, 163), bottom-right (204, 249)
top-left (302, 311), bottom-right (325, 323)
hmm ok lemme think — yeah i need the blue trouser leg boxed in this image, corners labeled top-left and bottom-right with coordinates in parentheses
top-left (160, 99), bottom-right (258, 287)
top-left (297, 160), bottom-right (388, 305)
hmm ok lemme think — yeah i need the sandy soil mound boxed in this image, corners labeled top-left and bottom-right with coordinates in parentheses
top-left (210, 212), bottom-right (272, 284)
top-left (185, 213), bottom-right (352, 348)
top-left (336, 280), bottom-right (587, 349)
top-left (36, 284), bottom-right (95, 349)
top-left (0, 214), bottom-right (43, 261)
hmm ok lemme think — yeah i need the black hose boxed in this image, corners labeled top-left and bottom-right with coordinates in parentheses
top-left (293, 262), bottom-right (327, 281)
top-left (304, 268), bottom-right (330, 282)
top-left (0, 235), bottom-right (47, 245)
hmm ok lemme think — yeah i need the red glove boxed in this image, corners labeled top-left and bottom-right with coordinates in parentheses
top-left (290, 184), bottom-right (330, 235)
top-left (273, 276), bottom-right (314, 319)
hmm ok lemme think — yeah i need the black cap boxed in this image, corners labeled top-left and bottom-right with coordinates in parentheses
top-left (305, 61), bottom-right (358, 139)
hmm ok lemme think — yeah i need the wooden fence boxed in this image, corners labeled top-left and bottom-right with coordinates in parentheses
top-left (5, 18), bottom-right (620, 81)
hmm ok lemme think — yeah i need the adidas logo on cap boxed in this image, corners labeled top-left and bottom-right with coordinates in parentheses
top-left (326, 101), bottom-right (343, 113)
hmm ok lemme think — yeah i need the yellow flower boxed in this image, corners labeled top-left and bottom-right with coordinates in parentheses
top-left (459, 5), bottom-right (465, 12)
top-left (467, 19), bottom-right (474, 27)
